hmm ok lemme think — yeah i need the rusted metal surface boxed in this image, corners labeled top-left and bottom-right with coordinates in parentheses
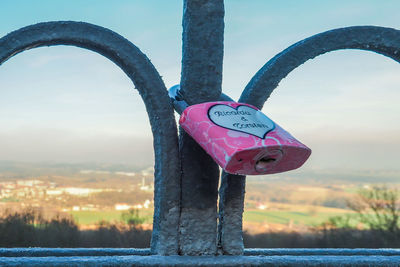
top-left (0, 21), bottom-right (180, 256)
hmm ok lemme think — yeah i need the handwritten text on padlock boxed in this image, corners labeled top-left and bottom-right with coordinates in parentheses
top-left (208, 104), bottom-right (275, 139)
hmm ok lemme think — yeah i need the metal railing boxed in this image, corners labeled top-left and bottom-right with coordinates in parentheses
top-left (0, 0), bottom-right (399, 264)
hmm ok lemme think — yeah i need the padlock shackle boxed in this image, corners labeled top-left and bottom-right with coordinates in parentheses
top-left (168, 84), bottom-right (234, 114)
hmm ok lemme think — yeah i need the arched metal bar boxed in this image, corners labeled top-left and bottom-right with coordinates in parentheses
top-left (0, 21), bottom-right (180, 255)
top-left (219, 25), bottom-right (400, 255)
top-left (239, 26), bottom-right (400, 109)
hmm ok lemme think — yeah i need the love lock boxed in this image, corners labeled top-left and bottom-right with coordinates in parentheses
top-left (169, 85), bottom-right (311, 175)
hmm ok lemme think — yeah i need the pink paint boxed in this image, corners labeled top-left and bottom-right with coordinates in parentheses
top-left (179, 101), bottom-right (311, 175)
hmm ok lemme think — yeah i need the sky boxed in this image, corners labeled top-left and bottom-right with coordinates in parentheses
top-left (0, 0), bottom-right (399, 171)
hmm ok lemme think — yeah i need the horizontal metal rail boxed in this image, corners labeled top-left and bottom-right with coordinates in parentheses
top-left (0, 249), bottom-right (400, 266)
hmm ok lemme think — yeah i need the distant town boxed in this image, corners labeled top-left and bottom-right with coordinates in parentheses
top-left (0, 163), bottom-right (156, 227)
top-left (0, 175), bottom-right (153, 212)
top-left (0, 161), bottom-right (399, 232)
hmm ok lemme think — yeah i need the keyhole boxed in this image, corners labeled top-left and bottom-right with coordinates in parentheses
top-left (259, 157), bottom-right (276, 163)
top-left (255, 156), bottom-right (277, 172)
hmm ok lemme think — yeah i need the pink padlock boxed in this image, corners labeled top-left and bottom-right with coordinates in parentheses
top-left (179, 101), bottom-right (311, 175)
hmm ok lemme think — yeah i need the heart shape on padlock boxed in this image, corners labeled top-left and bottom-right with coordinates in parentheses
top-left (208, 104), bottom-right (275, 139)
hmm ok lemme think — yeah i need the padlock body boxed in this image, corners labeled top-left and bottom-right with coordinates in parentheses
top-left (179, 101), bottom-right (311, 175)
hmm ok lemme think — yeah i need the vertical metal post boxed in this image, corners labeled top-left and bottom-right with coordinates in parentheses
top-left (178, 0), bottom-right (225, 255)
top-left (218, 172), bottom-right (246, 255)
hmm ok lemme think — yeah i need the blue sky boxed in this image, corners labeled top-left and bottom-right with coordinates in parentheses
top-left (0, 1), bottom-right (399, 171)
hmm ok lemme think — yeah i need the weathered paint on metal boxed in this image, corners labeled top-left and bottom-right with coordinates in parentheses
top-left (245, 248), bottom-right (400, 256)
top-left (178, 0), bottom-right (225, 255)
top-left (218, 172), bottom-right (246, 255)
top-left (0, 21), bottom-right (180, 256)
top-left (1, 248), bottom-right (400, 257)
top-left (180, 0), bottom-right (224, 105)
top-left (0, 248), bottom-right (151, 257)
top-left (1, 249), bottom-right (400, 266)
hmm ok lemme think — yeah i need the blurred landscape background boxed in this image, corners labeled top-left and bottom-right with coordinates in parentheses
top-left (1, 0), bottom-right (400, 248)
top-left (0, 161), bottom-right (399, 248)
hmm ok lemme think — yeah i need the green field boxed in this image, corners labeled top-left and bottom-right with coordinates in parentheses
top-left (69, 210), bottom-right (154, 225)
top-left (243, 210), bottom-right (348, 226)
top-left (69, 207), bottom-right (349, 227)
